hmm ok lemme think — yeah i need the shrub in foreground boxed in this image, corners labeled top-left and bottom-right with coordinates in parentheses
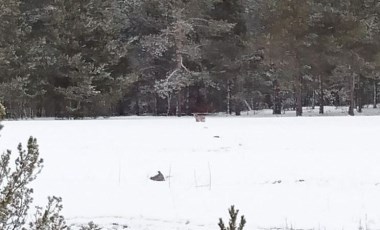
top-left (0, 137), bottom-right (67, 229)
top-left (218, 205), bottom-right (246, 230)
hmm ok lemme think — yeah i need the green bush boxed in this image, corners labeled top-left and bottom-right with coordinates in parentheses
top-left (218, 205), bottom-right (246, 230)
top-left (29, 196), bottom-right (67, 229)
top-left (0, 137), bottom-right (67, 229)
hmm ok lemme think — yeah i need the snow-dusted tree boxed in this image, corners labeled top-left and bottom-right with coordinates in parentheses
top-left (326, 0), bottom-right (377, 115)
top-left (0, 0), bottom-right (26, 117)
top-left (0, 76), bottom-right (46, 118)
top-left (47, 0), bottom-right (133, 117)
top-left (55, 54), bottom-right (102, 118)
top-left (0, 136), bottom-right (68, 230)
top-left (1, 138), bottom-right (40, 227)
top-left (258, 0), bottom-right (315, 116)
top-left (0, 0), bottom-right (21, 66)
top-left (29, 196), bottom-right (67, 229)
top-left (204, 0), bottom-right (255, 115)
top-left (5, 0), bottom-right (135, 118)
top-left (139, 0), bottom-right (235, 115)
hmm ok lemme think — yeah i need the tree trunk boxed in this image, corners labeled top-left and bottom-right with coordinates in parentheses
top-left (319, 75), bottom-right (324, 114)
top-left (357, 75), bottom-right (362, 113)
top-left (273, 80), bottom-right (281, 114)
top-left (176, 91), bottom-right (182, 116)
top-left (311, 76), bottom-right (317, 110)
top-left (135, 82), bottom-right (140, 116)
top-left (185, 86), bottom-right (190, 115)
top-left (348, 74), bottom-right (355, 116)
top-left (235, 100), bottom-right (241, 116)
top-left (153, 94), bottom-right (158, 116)
top-left (227, 80), bottom-right (232, 115)
top-left (135, 97), bottom-right (140, 116)
top-left (296, 74), bottom-right (302, 116)
top-left (166, 94), bottom-right (172, 116)
top-left (373, 79), bottom-right (377, 108)
top-left (243, 99), bottom-right (252, 111)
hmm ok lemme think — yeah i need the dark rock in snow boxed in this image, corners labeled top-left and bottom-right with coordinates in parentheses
top-left (150, 171), bottom-right (165, 181)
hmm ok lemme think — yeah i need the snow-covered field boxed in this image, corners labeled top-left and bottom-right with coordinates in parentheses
top-left (1, 111), bottom-right (380, 230)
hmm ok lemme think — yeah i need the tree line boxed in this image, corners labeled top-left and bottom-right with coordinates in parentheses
top-left (0, 0), bottom-right (379, 118)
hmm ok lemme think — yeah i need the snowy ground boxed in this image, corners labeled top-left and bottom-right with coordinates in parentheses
top-left (1, 108), bottom-right (380, 230)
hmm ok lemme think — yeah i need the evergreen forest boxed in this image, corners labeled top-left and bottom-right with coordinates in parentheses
top-left (0, 0), bottom-right (379, 118)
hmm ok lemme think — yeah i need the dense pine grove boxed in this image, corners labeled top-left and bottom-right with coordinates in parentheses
top-left (0, 0), bottom-right (379, 118)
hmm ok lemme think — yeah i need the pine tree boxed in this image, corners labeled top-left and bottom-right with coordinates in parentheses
top-left (29, 196), bottom-right (67, 229)
top-left (218, 205), bottom-right (246, 230)
top-left (137, 0), bottom-right (235, 115)
top-left (0, 136), bottom-right (67, 229)
top-left (0, 137), bottom-right (43, 229)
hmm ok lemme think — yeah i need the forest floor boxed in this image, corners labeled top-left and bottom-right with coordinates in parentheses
top-left (1, 106), bottom-right (380, 230)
